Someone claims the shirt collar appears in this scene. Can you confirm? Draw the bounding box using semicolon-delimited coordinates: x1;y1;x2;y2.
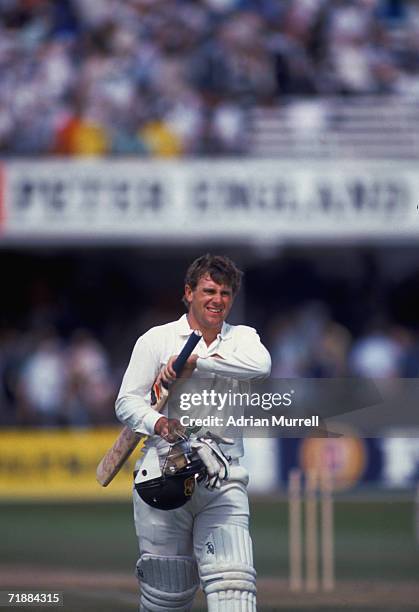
176;313;231;340
176;314;194;336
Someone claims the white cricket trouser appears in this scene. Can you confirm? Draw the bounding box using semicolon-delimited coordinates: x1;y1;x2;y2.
133;463;250;560
134;463;257;611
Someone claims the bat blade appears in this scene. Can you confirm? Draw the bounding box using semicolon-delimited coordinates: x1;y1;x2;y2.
96;330;202;487
96;427;142;486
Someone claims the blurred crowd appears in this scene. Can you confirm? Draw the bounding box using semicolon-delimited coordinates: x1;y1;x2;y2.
2;300;419;427
1;0;419;156
0;326;116;426
268;301;415;378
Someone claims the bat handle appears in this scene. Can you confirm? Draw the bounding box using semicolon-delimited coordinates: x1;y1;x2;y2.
172;330;202;376
152;330;202;399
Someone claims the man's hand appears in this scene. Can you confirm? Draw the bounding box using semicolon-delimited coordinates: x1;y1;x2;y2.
158;354;199;386
154;416;185;442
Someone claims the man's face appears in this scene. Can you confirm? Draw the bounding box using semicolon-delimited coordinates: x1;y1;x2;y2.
185;274;234;331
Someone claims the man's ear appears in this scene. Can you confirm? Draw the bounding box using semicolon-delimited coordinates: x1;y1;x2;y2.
184;284;193;304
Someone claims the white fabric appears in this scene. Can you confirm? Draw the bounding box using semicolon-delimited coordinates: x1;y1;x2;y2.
133;473;250;557
133;471;254;607
199;525;256;612
116;313;271;450
134;447;162;484
137;554;199;611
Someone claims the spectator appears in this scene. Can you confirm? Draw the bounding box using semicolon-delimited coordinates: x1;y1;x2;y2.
16;329;67;426
349;321;406;378
1;0;416;157
65;328;115;424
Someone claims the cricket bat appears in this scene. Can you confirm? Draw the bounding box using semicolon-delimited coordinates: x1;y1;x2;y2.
96;330;202;486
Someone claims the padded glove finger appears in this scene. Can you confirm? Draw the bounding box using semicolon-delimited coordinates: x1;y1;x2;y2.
190;435;231;489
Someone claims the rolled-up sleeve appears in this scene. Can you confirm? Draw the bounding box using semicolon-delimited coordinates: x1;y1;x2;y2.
115;332;163;436
196;326;271;380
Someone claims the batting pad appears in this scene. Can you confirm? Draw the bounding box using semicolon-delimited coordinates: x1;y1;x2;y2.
199;525;257;612
137;554;199;611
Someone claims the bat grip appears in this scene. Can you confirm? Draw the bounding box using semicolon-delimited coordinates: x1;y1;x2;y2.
172;330;202;376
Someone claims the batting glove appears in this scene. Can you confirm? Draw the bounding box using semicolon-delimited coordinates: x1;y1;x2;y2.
190;432;234;489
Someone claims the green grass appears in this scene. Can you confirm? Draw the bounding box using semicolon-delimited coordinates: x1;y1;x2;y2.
2;501;137;571
250;497;418;580
1;497;418;580
1;496;418;610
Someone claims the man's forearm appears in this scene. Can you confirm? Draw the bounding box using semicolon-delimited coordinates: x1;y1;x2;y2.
115;394;162;436
196;347;271;380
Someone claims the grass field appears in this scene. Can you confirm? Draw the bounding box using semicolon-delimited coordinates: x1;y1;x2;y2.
1;494;418;610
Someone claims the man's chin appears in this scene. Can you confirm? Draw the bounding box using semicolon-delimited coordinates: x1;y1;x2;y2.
204;316;224;329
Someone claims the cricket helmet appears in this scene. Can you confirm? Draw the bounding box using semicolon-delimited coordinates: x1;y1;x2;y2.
135;457;205;510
